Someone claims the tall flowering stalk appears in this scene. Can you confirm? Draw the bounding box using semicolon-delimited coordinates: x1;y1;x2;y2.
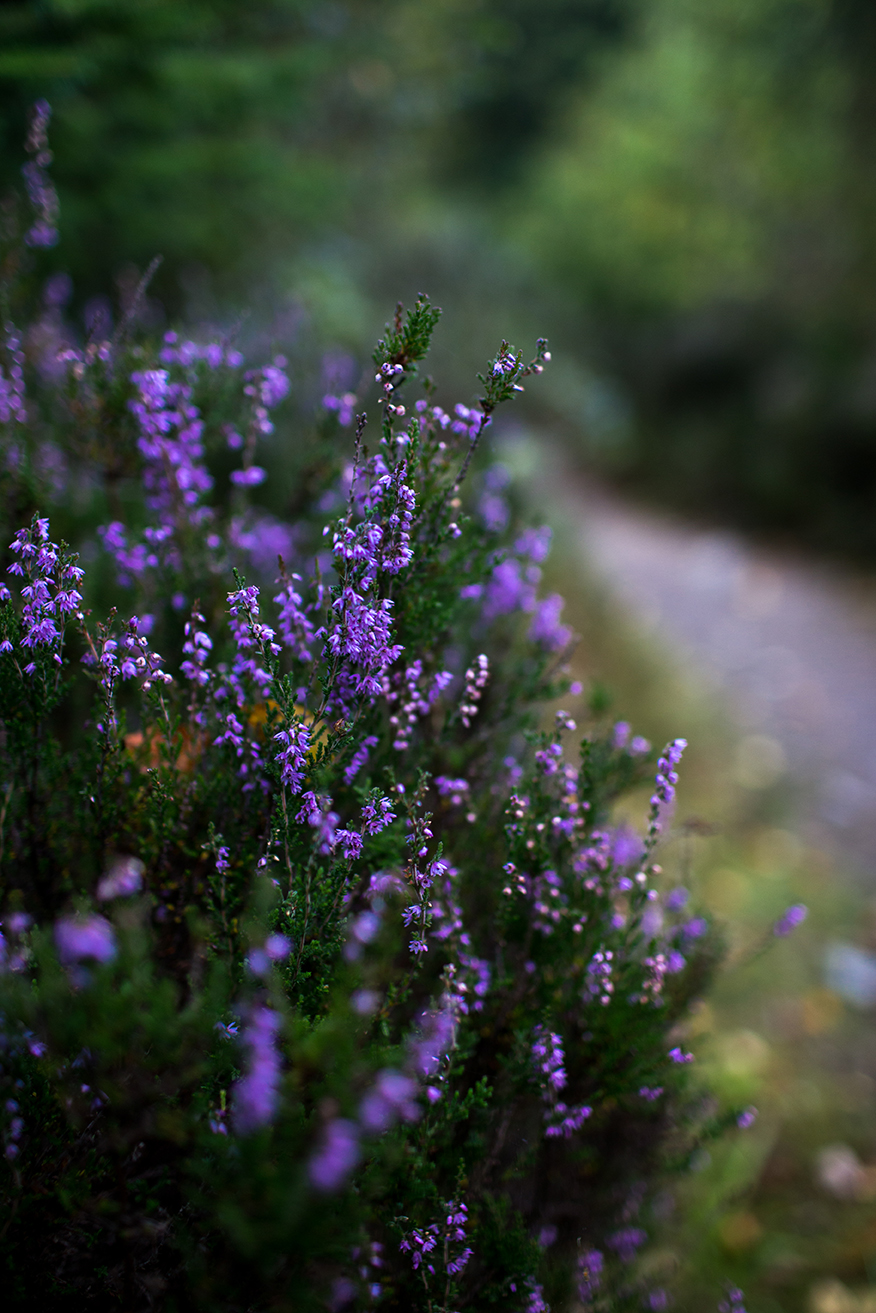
2;516;83;690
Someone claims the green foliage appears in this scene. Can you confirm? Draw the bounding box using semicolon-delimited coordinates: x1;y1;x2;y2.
507;0;876;560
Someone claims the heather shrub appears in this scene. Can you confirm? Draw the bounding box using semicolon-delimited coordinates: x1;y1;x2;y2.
0;108;760;1313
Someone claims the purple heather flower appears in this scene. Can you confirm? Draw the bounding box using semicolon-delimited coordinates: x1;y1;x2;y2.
480;490;509;532
668;1047;694;1064
399;1225;439;1272
351;989;380;1015
297;791;340;852
681;917;707;942
737;1106;758;1129
96;856;144;901
532;1026;567;1094
273;574;319;665
7;518;84;668
22;101;59;249
408;1005;456;1079
482;558;536;619
361;795;396;835
639;1086;664;1101
650;739;687;816
265;933;291;960
230;466;267;487
327;1277;357;1311
344;910;381;961
232;1004;282;1133
308;1117;360;1192
612;714;631;751
665;887;689;912
607;1227;647;1263
718;1288;747;1313
610;823;643;869
515;525;552;562
435;776;470;806
648;1290;669;1309
530;593;572;650
400;1200;471;1278
524;1281;549;1312
323;391;357;426
274;720;311;794
325;588;403;700
54;914;116;965
545;1101;592;1138
773;903;808;937
359;1068;420;1133
0;325;26;425
344;734;378;784
577;1249;603;1302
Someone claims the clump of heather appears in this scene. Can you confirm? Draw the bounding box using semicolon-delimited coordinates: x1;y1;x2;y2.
0;105;794;1313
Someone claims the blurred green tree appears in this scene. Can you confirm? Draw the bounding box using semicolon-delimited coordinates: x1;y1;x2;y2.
504;0;876;558
435;0;640;190
0;0;392;306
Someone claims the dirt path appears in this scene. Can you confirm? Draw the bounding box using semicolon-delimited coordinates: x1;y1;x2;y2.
524;442;876;882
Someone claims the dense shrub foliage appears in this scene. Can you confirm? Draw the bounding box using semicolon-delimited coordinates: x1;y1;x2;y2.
0;111;754;1313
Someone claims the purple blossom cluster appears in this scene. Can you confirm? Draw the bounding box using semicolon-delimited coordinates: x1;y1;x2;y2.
577;1250;604;1304
54;914;117;967
4;518;83;675
532;1026;567;1095
323;391;358;426
158;334;244;370
612;721;651;755
399;1200;472;1281
232;1003;282;1133
274;572;320;666
89;615;172;698
647;738;687;843
459;653;489;727
460;514;569;651
22;100;59;248
0;913;32;975
309;1118;360;1192
529;593;572;651
434;775;470;806
326;588;403;703
584;948;614;1006
773;903;807;937
523;1280;549;1312
531;1025;591;1138
607;1227;647;1263
403;854;446;956
97;856;144;901
4;1098;25;1161
130;366;213;525
0;323;27;424
344;734;378;784
274;720;312;794
386;660;454;750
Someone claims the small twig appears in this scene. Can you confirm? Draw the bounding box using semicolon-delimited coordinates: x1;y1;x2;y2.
111;255;163;349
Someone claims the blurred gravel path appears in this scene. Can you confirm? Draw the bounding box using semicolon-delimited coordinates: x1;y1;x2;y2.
529;446;876;882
